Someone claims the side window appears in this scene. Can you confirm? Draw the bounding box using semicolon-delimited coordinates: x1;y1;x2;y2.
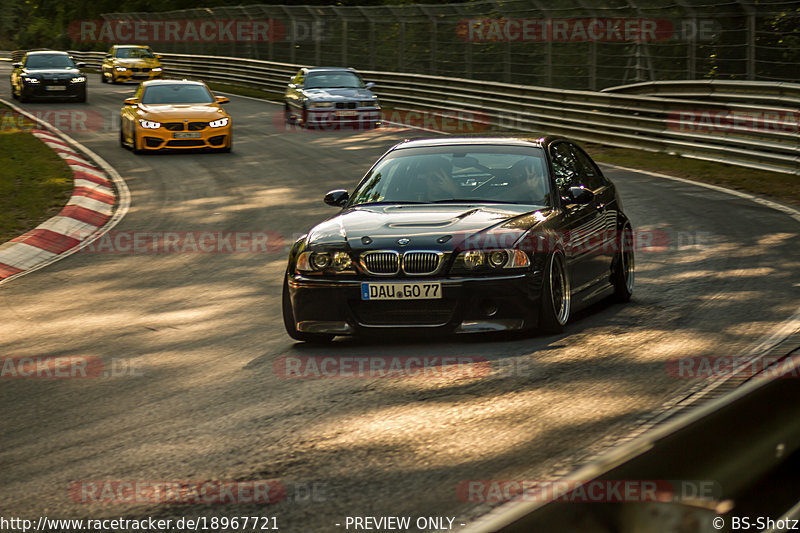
549;142;580;193
568;144;606;190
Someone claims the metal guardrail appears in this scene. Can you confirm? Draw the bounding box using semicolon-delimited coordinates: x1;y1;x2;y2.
67;50;799;175
604;80;800;108
466;349;800;532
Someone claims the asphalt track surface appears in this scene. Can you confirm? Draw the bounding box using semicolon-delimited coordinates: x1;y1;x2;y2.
2;65;799;531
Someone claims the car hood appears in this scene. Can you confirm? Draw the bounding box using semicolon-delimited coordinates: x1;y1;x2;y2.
114;58;161;67
306;204;551;251
22;68;81;78
137;104;228;120
301;87;374;101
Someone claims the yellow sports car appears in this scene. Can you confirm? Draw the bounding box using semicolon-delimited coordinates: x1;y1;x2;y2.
119;80;232;153
101;45;163;84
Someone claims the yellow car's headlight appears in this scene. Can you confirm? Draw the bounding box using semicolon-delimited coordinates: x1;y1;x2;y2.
115;67;127;71
139;119;161;129
151;67;163;72
209;118;229;128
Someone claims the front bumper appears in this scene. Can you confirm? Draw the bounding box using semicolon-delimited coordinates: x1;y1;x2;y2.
287;272;543;336
137;125;231;151
112;68;163;83
23;82;85;99
306;108;381;128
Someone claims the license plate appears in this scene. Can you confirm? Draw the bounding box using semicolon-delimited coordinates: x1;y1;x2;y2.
361;282;441;301
336;110;358;118
45;86;66;91
173;132;202;139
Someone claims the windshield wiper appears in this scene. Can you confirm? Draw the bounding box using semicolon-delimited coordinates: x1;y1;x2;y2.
355;201;431;206
428;199;523;204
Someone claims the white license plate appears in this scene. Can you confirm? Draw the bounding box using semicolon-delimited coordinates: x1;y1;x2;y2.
361;282;441;301
173;132;202;139
45;86;66;91
336;110;358;118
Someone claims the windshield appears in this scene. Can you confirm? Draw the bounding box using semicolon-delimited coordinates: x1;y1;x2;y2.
24;54;75;69
349;146;551;206
141;84;214;105
305;71;364;89
115;47;155;59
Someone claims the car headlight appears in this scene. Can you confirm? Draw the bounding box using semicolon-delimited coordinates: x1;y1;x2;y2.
151;67;163;72
71;76;86;83
115;67;127;71
208;117;229;128
22;77;40;84
453;249;530;273
308;102;333;109
138;119;161;129
296;251;354;274
360;100;377;107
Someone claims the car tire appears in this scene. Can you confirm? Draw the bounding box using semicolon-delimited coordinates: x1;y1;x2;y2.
77;89;87;103
284;103;293;124
100;71;107;84
538;251;571;333
282;275;335;343
132;129;144;155
119;128;126;149
611;223;635;302
10;83;17;99
19;91;29;103
300;106;308;129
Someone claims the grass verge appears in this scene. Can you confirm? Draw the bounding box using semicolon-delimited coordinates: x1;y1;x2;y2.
0;111;73;243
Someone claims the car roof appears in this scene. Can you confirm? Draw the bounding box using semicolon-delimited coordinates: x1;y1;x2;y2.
140;79;206;88
25;51;69;56
113;45;151;49
393;137;546;150
305;67;357;73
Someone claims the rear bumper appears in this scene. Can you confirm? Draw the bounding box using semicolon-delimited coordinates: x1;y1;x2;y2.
287;272;543;336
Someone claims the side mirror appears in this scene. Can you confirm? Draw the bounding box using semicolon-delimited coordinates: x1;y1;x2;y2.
76;62;86;69
12;62;21;68
105;54;112;59
215;96;229;104
563;186;594;206
324;189;349;207
124;97;137;106
365;82;375;90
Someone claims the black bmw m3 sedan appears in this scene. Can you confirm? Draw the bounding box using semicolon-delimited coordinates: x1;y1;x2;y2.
282;137;634;343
